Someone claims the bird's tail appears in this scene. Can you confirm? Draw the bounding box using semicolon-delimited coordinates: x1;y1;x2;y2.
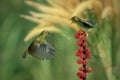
22;50;28;59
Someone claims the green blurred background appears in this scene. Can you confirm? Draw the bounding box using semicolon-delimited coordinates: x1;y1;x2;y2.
0;0;120;80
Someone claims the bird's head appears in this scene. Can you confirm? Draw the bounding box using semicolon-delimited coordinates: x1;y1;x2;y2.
43;30;49;34
41;30;50;36
70;16;81;23
36;30;51;41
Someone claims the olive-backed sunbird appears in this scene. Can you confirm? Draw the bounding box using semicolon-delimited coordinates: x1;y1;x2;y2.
23;30;55;60
70;16;96;31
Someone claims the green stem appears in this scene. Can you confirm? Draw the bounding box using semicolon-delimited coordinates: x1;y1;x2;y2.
98;44;116;80
106;68;116;80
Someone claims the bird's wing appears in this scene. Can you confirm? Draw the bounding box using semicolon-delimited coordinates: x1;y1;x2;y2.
29;42;55;60
45;42;55;59
83;20;96;27
77;20;91;29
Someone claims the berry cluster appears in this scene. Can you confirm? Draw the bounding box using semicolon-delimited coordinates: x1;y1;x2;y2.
75;30;92;80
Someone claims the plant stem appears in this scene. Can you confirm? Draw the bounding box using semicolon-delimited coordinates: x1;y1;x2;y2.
98;44;116;80
106;68;116;80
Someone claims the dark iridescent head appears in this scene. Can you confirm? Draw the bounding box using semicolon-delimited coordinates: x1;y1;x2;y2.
70;16;81;23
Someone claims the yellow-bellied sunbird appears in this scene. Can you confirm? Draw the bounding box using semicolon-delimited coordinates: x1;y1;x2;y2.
23;30;55;60
70;16;96;31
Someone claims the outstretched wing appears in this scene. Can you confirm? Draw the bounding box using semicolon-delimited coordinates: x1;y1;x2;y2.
29;41;55;60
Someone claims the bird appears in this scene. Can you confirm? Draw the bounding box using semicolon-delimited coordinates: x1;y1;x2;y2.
23;30;55;60
70;16;96;31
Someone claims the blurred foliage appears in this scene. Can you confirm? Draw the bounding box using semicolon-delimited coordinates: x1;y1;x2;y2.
0;0;120;80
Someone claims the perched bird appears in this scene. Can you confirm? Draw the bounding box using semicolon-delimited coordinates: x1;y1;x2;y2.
70;16;96;31
23;30;55;60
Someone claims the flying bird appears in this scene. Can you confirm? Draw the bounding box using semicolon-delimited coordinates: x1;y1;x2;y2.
23;30;55;60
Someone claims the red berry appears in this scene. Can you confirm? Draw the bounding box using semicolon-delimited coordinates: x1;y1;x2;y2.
77;41;82;46
79;67;84;71
86;48;91;53
76;51;81;56
86;67;92;72
75;34;80;38
79;47;84;52
82;42;88;47
78;30;84;35
82;73;86;78
77;72;82;77
86;53;91;58
80;35;86;40
83;60;88;65
77;59;83;64
79;53;85;58
78;73;86;78
80;78;84;80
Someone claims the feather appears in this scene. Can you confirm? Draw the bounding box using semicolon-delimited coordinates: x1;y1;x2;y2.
28;41;55;60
